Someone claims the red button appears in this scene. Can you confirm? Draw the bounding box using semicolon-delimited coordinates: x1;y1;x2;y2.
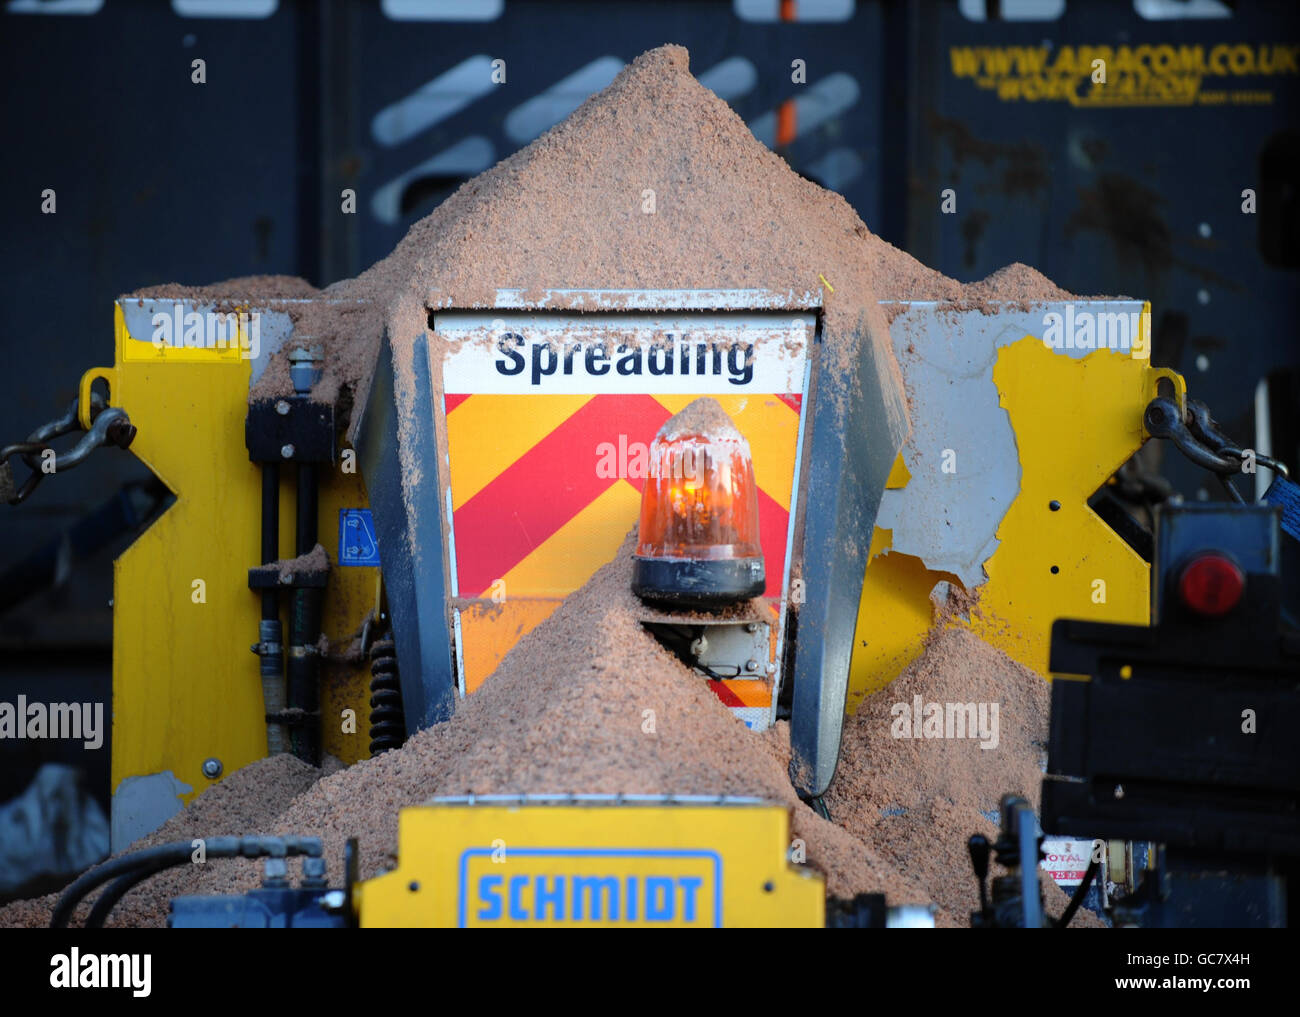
1178;554;1245;617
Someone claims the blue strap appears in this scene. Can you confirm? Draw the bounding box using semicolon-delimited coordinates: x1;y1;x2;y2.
1264;475;1300;542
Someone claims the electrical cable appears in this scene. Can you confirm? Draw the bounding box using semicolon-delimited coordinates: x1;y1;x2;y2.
1054;855;1101;928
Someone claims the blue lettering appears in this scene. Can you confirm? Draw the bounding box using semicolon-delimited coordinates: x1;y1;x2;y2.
477;875;503;921
530;342;558;385
645;876;675;922
572;876;619;921
535;875;565;921
508;875;529;920
678;876;702;922
585;345;610;375
727;343;754;385
494;334;525;376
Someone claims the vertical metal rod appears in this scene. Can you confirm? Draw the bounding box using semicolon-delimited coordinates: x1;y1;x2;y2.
261;463;279;620
259;464;287;755
288;462;322;764
296;463;318;554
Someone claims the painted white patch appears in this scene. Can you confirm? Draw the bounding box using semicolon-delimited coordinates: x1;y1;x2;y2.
372;56;498;147
504;57;624;144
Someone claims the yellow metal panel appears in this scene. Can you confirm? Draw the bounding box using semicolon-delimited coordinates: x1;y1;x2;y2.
848;332;1162;701
972;337;1151;669
357;802;824;928
108;303;379;807
885;451;911;489
108;304;267;806
847;549;962;713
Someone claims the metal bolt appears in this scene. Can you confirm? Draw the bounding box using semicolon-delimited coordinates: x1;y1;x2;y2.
262;857;289;887
289;344;324;395
320;889;347;912
281;443;295;459
275;400;291;416
745;622;759;633
301;856;328;889
745;659;760;673
202;757;223;779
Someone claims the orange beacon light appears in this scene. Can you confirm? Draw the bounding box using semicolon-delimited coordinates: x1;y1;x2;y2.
632;398;765;607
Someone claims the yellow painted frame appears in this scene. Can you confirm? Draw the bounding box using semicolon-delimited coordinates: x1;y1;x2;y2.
358;802;825;928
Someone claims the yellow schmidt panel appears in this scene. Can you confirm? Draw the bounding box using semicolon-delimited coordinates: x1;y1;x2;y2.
105;303;376;823
357;802;825;928
848;324;1162;703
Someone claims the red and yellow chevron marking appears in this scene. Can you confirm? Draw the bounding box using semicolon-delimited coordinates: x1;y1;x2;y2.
445;392;803;701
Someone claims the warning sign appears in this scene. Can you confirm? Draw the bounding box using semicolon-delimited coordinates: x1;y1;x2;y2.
1041;837;1097;886
436;311;811;729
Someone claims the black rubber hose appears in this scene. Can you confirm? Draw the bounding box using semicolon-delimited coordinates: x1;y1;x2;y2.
52;836;324;928
1055;856;1101;928
51;842;200;928
86;856;185;929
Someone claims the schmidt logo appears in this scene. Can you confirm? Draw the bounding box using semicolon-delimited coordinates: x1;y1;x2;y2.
460;847;722;927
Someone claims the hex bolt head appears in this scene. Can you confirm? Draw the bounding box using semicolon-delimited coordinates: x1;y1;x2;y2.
202;757;223;779
745;659;761;673
281;443;295;459
262;857;289;887
301;856;329;889
275;400;291;416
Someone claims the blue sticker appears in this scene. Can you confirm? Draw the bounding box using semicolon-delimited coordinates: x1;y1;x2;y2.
338;508;380;566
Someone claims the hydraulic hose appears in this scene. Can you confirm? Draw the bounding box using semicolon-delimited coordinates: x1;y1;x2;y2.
52;836;323;929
